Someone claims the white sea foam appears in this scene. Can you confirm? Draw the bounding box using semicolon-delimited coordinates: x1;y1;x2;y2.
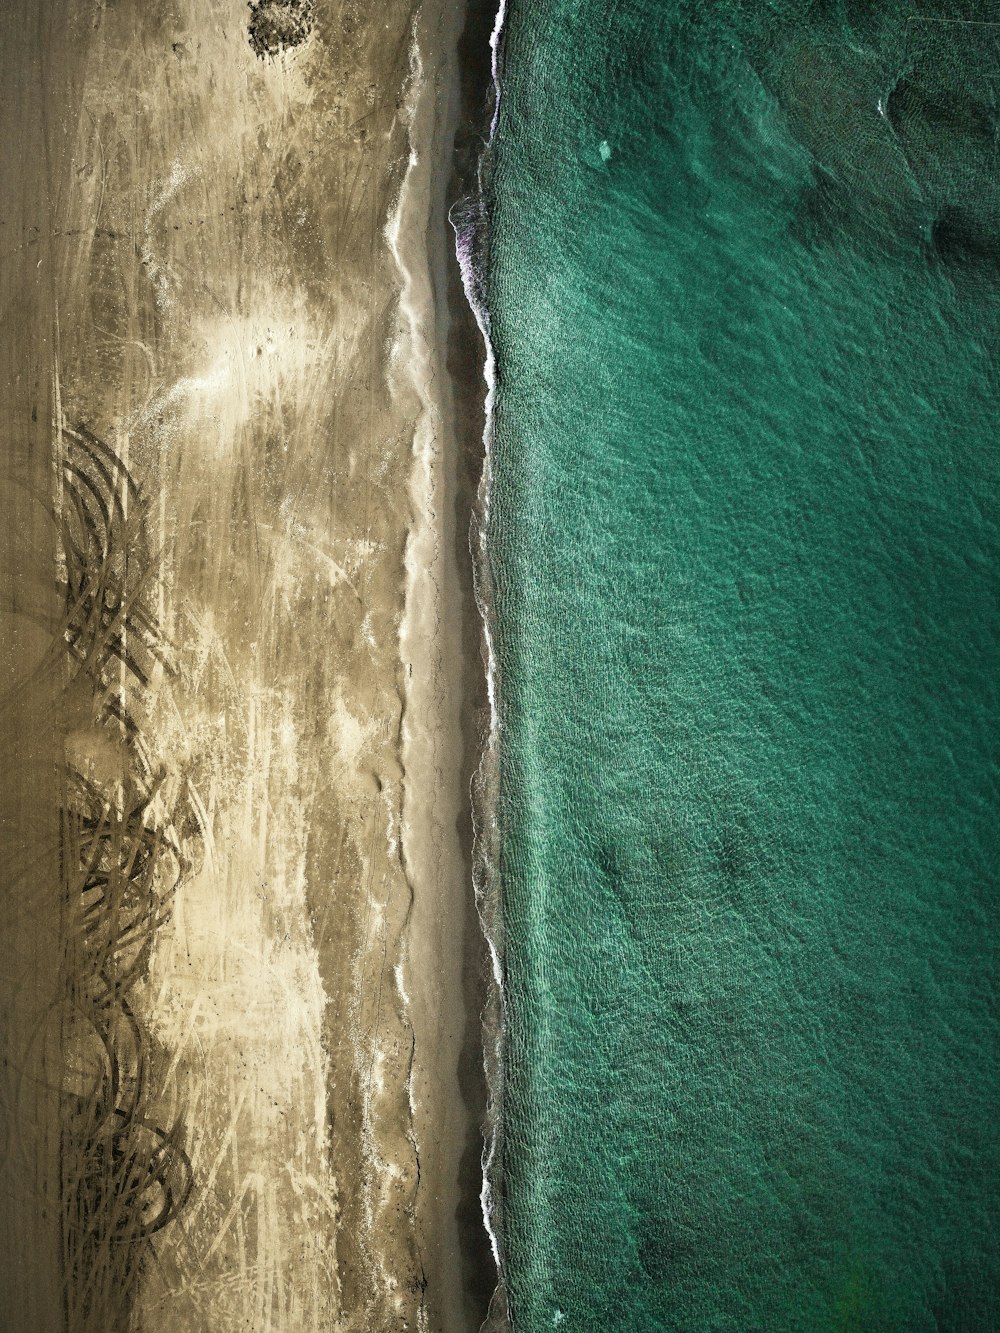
451;0;511;1312
488;0;510;141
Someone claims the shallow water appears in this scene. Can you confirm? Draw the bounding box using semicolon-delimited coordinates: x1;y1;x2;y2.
484;2;1000;1328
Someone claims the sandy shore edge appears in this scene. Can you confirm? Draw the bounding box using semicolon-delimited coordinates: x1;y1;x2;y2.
395;0;499;1326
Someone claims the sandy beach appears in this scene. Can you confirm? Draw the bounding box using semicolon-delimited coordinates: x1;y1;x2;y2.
0;0;494;1329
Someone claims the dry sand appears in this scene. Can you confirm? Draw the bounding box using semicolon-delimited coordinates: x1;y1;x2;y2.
0;0;494;1329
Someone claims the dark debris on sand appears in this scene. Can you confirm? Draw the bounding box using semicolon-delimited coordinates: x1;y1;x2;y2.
247;0;314;59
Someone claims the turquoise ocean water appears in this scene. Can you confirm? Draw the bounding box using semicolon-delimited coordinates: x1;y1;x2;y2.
480;2;1000;1328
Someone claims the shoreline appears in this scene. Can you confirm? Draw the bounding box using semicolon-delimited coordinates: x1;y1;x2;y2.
446;0;512;1323
402;0;504;1325
393;0;497;1322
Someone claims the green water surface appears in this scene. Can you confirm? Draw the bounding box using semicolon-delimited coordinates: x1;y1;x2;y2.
486;2;1000;1329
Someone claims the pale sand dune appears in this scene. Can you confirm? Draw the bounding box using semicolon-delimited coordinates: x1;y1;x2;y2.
0;0;491;1329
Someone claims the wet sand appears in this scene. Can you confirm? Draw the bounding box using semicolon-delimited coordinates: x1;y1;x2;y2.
0;0;494;1329
0;7;92;1328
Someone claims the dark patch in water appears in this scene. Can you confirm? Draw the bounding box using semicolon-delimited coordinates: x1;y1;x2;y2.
247;0;313;59
931;1255;1000;1331
931;206;1000;271
886;76;995;144
715;827;747;885
634;1203;701;1286
790;162;918;257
